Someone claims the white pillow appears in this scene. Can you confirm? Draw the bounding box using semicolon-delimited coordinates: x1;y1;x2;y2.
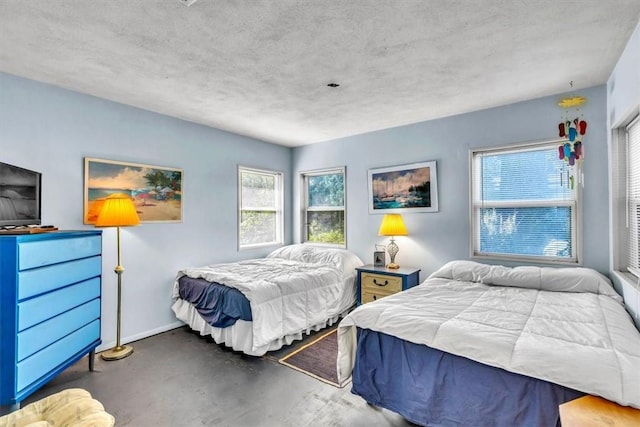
430;260;621;302
268;244;364;276
267;244;315;262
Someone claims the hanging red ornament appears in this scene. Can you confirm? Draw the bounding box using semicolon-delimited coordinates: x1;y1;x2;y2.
579;120;587;135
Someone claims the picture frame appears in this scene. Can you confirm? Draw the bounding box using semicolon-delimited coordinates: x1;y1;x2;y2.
84;157;183;224
373;250;386;267
368;160;438;214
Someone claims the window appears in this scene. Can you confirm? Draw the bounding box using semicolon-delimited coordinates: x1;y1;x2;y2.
238;166;283;249
302;167;346;246
471;141;580;263
626;116;640;276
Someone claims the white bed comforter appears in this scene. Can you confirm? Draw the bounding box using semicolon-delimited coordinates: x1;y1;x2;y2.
174;246;362;353
337;260;640;408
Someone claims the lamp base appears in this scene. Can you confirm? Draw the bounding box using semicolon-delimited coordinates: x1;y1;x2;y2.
100;344;133;361
387;262;400;269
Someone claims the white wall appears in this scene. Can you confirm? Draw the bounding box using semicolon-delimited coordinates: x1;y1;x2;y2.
607;21;640;327
0;72;292;350
293;86;609;280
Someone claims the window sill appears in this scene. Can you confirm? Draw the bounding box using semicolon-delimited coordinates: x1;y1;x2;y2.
471;253;580;267
239;242;283;251
611;270;640;330
303;241;347;249
611;270;640;291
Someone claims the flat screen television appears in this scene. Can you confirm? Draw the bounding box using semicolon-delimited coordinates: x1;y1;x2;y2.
0;161;42;227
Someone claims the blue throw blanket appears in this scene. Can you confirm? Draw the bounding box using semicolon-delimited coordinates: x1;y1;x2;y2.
178;276;252;328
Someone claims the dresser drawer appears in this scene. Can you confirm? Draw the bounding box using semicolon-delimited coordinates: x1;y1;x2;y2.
361;272;402;293
16;319;100;393
18;277;101;331
17;256;101;300
17;299;101;361
18;235;102;271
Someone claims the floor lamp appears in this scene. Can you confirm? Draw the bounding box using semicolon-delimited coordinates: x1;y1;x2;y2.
95;193;140;361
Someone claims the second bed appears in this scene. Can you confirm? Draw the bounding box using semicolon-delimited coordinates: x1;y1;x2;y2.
173;244;363;356
337;260;640;426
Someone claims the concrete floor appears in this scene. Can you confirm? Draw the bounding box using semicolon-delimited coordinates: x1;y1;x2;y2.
7;327;416;427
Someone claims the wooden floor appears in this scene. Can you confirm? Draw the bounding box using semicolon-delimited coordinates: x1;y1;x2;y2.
3;326;415;426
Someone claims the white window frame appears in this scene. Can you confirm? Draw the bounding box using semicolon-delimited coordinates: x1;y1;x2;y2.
613;114;640;279
469;139;582;264
238;166;283;250
301;167;346;247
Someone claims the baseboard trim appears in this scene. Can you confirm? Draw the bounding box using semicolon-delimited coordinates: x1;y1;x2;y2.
97;321;185;352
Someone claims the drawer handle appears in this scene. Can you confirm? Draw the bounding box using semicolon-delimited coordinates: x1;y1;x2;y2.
373;278;389;287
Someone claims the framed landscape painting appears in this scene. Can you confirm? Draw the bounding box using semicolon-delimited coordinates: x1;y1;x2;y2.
368;160;438;214
84;158;183;224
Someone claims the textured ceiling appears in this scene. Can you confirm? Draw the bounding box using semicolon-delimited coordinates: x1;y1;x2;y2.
1;1;639;147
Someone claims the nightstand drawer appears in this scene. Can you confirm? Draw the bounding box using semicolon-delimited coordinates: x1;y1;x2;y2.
361;288;397;304
361;272;402;293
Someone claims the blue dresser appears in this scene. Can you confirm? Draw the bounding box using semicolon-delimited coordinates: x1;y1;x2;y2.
0;230;102;410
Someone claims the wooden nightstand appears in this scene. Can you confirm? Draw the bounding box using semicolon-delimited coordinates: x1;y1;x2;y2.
559;395;640;426
356;265;421;305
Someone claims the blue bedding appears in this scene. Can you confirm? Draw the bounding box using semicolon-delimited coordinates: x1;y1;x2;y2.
352;328;584;427
178;276;252;328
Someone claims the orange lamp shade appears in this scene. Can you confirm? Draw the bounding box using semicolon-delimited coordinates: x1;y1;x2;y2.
378;214;408;236
94;193;140;227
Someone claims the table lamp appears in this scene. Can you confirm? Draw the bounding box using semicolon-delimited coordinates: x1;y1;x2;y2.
94;193;140;360
378;213;408;269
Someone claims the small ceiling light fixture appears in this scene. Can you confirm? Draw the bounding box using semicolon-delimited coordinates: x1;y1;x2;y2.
327;83;340;88
179;0;199;6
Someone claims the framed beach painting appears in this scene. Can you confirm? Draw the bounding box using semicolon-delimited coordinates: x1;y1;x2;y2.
84;158;183;224
368;160;438;214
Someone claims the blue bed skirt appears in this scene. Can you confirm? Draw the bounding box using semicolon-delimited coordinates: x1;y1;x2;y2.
352;328;584;427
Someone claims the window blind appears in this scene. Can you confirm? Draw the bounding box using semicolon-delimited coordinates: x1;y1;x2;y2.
627;116;640;276
472;142;579;262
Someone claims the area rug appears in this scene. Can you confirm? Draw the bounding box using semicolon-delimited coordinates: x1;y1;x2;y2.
278;328;346;388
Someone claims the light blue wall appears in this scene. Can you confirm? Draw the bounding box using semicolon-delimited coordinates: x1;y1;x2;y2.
1;20;635;347
0;72;292;350
293;85;609;279
607;21;640;327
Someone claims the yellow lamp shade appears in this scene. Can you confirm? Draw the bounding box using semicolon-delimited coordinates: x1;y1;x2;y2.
378;214;408;236
94;193;140;227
